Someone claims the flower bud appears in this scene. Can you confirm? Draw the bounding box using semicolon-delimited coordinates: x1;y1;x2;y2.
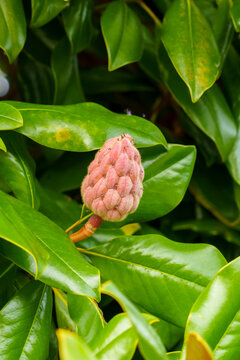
81;134;144;221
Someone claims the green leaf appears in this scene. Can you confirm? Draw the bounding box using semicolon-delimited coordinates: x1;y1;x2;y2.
68;294;105;346
51;38;85;105
190;161;240;226
0;137;6;152
91;313;137;360
80;235;226;327
0;255;16;308
153;320;183;351
0;0;26;63
102;281;167;360
101;1;143;70
0;281;52;360
121;144;196;223
31;0;69;28
6;101;167;151
174;219;240;246
167;352;181;360
0;102;23;130
161;0;220;102
181;257;240;360
0;190;100;300
140;27;237;161
18;51;54;105
212;0;234;71
221;48;240;184
81;66;153;95
230;0;240;32
57;329;97;360
63;0;93;54
40;152;94;192
54;289;77;332
0;132;39;208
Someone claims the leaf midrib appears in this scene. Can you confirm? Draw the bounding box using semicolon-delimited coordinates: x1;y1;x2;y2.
79;248;204;289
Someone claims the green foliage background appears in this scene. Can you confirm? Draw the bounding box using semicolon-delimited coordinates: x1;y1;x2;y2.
0;0;240;359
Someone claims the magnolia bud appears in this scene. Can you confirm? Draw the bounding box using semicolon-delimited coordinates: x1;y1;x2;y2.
81;134;144;222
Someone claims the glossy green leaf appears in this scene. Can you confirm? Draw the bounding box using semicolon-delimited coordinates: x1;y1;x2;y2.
102;281;167;360
0;102;23;130
221;48;240;184
212;0;233;71
0;0;26;63
6;101;167;151
68;294;105;346
0;137;6;152
63;0;93;54
0;281;52;360
54;289;77;332
80;235;226;327
190;161;240;226
182;257;240;360
174;219;240;245
0;132;39;208
51;38;85;105
167;352;181;360
92;313;138;360
153;319;183;351
121;144;196;223
81;66;153;95
140;27;237;161
18;51;54;105
230;0;240;32
57;329;97;360
0;190;100;300
161;0;220;102
101;1;143;70
31;0;69;28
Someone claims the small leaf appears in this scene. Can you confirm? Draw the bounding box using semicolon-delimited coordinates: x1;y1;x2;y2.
63;0;93;54
0;102;23;130
91;313;137;360
0;0;26;63
0;281;53;360
31;0;69;27
140;27;237;161
102;281;167;360
162;0;220;102
0;190;100;300
0;132;39;208
51;38;85;105
101;1;143;70
80;235;226;327
7;101;167;151
57;329;97;360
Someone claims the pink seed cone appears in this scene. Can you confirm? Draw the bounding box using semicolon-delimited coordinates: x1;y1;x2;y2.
81;134;144;222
